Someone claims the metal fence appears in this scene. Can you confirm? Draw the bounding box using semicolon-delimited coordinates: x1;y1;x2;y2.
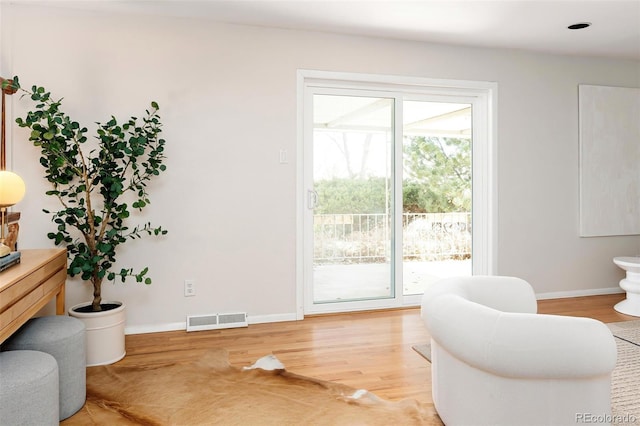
314;212;471;264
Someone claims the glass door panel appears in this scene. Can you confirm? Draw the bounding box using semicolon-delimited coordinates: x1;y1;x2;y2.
402;100;473;295
312;94;394;304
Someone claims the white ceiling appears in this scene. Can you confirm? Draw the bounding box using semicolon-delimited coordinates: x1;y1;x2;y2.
10;0;640;60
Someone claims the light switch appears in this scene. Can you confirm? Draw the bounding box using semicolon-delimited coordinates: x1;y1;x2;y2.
279;149;288;164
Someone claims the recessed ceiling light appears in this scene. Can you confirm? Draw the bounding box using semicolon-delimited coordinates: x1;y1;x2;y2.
568;22;592;30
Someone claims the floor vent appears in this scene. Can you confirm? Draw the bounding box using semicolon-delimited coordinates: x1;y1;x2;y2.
186;312;248;332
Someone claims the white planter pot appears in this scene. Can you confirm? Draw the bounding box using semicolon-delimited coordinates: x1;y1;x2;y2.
69;301;126;367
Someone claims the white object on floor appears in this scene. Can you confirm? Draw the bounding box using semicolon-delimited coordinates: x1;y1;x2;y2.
244;354;285;371
349;389;369;399
613;256;640;317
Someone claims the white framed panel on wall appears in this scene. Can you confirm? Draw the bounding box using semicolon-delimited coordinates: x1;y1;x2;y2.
579;84;640;237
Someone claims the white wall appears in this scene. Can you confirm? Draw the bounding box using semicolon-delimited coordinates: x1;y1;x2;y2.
1;4;639;332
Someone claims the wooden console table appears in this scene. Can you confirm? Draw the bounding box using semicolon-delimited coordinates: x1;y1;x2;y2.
0;248;67;344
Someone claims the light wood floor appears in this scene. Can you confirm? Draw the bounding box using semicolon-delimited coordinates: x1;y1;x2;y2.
123;293;635;409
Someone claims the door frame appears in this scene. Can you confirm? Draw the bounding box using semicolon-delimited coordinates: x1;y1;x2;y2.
296;70;498;319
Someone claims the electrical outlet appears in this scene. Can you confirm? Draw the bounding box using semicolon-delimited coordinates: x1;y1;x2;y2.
184;280;195;297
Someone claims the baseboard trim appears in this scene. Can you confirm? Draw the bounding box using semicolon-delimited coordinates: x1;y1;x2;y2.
536;287;623;300
125;313;298;335
125;322;185;335
124;289;624;335
248;313;298;325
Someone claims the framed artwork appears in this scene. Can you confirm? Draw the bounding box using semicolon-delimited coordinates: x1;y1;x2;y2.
579;84;640;237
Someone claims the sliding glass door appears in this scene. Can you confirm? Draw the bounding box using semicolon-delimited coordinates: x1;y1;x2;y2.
300;73;494;315
311;93;395;304
402;100;472;296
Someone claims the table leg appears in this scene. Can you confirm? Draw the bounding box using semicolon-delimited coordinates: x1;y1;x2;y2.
56;284;66;315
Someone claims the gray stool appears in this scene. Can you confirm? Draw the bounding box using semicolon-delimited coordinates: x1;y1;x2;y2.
2;316;86;420
0;350;59;425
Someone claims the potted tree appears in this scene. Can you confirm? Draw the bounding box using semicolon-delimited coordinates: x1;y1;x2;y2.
12;77;167;366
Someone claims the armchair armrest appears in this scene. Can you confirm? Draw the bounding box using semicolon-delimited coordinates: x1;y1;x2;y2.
427;294;617;380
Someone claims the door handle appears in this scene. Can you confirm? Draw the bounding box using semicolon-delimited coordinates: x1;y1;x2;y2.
307;190;319;210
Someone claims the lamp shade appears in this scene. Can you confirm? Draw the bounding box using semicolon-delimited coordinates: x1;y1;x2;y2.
0;170;26;207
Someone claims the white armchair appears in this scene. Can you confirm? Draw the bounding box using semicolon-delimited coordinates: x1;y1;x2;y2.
421;275;617;426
